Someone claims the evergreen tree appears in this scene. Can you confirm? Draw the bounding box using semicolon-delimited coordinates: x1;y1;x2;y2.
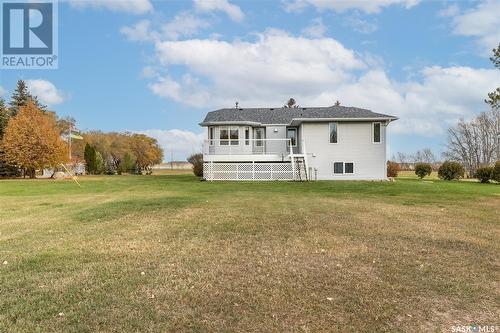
84;143;97;174
0;98;20;178
0;98;9;139
121;152;136;174
95;151;105;174
9;80;30;117
9;80;47;116
486;43;500;109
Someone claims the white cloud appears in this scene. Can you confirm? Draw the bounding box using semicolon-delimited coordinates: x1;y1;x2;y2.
343;15;378;34
301;18;327;38
139;29;499;137
333;67;499;136
449;0;500;52
284;0;420;14
121;14;209;42
162;12;210;40
438;4;459;17
136;129;204;160
67;0;153;14
151;29;365;107
120;20;158;42
194;0;244;22
26;80;65;106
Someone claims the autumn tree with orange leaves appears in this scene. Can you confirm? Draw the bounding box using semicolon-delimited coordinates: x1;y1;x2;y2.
1;100;68;178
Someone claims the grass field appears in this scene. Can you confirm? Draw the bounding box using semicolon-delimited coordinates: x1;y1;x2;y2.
0;174;499;332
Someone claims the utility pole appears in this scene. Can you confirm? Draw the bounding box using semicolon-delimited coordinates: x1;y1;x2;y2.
68;123;72;161
171;150;173;170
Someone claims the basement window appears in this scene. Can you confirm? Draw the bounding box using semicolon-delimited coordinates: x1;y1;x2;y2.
333;162;343;174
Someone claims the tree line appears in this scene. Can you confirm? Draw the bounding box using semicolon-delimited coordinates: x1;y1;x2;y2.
83;132;163;175
443;43;500;177
0;80;163;178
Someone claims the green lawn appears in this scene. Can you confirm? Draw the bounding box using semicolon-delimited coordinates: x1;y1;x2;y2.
0;175;499;332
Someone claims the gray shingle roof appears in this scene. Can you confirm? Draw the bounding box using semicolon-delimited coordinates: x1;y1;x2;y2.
201;106;397;126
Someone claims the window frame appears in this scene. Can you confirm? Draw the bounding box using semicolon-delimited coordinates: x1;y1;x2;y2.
230;127;239;146
219;126;229;146
344;162;355;174
286;127;297;147
245;127;250;146
333;162;344;174
329;122;338;144
372;122;382;144
219;126;239;146
333;161;355;175
254;127;265;147
208;126;215;146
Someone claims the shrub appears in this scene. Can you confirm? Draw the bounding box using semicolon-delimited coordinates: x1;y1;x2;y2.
438;161;465;180
187;153;203;177
474;166;493;183
387;161;399;177
415;162;432;179
493;161;500;183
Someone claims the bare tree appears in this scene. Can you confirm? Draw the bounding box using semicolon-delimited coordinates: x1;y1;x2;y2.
443;109;500;176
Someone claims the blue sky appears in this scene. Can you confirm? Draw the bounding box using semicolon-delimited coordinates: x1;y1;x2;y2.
1;0;499;160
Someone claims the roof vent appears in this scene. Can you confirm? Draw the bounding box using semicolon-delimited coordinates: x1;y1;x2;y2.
270;108;274;110
239;108;243;110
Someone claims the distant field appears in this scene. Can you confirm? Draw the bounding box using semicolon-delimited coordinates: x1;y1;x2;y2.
397;170;440;179
0;175;498;332
152;168;193;176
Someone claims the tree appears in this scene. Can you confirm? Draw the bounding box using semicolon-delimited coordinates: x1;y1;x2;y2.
9;80;47;117
84;143;97;174
490;42;500;69
187;153;203;177
1;100;68;178
486;43;500;109
443;109;500;177
415;163;432;179
0;98;20;178
129;134;163;174
438;161;465;181
120;152;137;174
0;98;9;140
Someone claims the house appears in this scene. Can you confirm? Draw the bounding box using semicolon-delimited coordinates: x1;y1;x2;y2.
200;106;398;181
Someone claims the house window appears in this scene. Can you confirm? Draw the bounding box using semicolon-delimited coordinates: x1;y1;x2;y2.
287;128;297;147
254;128;265;147
220;126;239;146
230;127;239;145
208;127;215;146
345;162;354;174
220;127;229;145
334;162;343;174
334;162;354;174
329;123;338;143
373;122;381;143
245;127;250;146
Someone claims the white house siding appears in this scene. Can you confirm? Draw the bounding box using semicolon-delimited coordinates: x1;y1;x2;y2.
302;122;387;180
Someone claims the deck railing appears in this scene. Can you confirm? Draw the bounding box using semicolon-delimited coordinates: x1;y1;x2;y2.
203;138;295;156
